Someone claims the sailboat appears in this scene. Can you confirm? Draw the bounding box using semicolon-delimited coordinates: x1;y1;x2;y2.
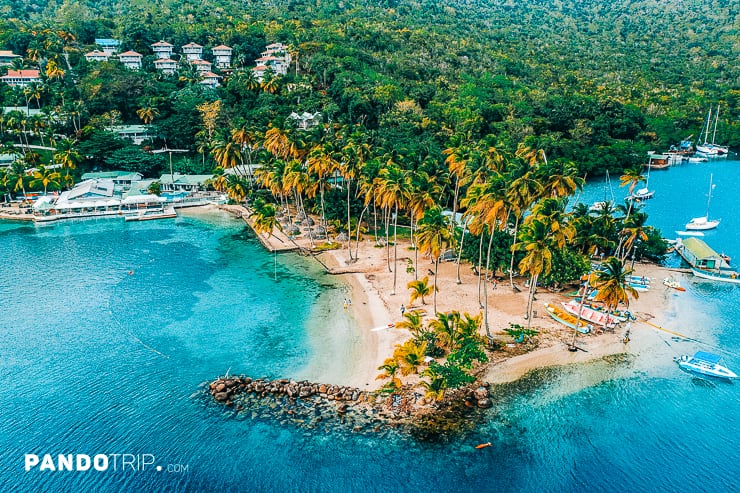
696;106;729;156
626;159;654;202
589;170;615;212
686;173;720;230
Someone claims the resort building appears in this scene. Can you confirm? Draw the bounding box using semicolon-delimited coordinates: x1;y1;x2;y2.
151;40;174;60
191;59;212;73
0;151;21;168
182;42;203;61
118;51;143;70
212;45;233;69
0;51;21;66
0;69;41;87
200;72;222;89
80;171;143;192
289;111;322;130
251;65;269;83
154;58;178;75
158;173;212;192
2;106;42;117
84;50;110;62
105;125;153;145
95;38;120;55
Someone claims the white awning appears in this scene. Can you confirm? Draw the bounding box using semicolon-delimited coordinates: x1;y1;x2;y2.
122;194;166;204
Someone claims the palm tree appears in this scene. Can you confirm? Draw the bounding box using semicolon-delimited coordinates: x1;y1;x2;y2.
442;132;475;229
29;165;60;195
407;276;434;306
9;160;28;199
393;339;428;376
416;207;455;314
407;171;441;280
306;140;340;237
395;309;426;338
592;256;639;313
250;201;281;238
376;358;402;391
420;371;447;401
136;106;159;125
375;162;412;295
53;138;81;189
231;127;259;185
516;219;555;328
428;311;462;352
619;166;646;217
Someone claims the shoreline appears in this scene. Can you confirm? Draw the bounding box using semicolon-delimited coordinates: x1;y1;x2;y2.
199;205;683;389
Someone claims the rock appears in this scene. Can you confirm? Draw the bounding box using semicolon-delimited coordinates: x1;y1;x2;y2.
351;391;359;401
477;398;492;409
215;383;227;393
474;387;489;400
337;404;349;414
299;386;312;398
214;392;230;402
318;384;327;393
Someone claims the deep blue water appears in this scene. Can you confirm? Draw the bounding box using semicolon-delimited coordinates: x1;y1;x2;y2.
2;161;740;492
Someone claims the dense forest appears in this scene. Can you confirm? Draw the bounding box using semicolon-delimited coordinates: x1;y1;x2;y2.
1;0;739;175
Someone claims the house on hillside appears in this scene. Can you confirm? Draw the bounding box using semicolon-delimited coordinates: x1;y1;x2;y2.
212;45;233;69
182;42;203;61
158;173;212;192
80;171;143;192
191;59;212;73
95;38;120;55
151;40;174;60
0;51;21;66
84;50;110;62
105;125;153;145
200;72;222;89
118;51;143;70
0;69;41;87
153;58;177;75
289;112;322;130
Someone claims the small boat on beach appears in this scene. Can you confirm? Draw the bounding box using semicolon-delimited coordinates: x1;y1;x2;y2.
544;303;592;333
676;351;737;379
561;301;619;328
662;277;686;291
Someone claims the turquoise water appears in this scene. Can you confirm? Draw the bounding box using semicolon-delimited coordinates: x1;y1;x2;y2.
2;161;740;492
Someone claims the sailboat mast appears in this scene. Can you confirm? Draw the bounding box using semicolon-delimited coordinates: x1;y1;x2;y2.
712;106;720;145
704;108;712;145
706;173;713;218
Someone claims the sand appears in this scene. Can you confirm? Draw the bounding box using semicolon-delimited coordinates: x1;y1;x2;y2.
219;205;683;390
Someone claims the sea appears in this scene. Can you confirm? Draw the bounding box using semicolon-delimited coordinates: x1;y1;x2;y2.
1;160;739;492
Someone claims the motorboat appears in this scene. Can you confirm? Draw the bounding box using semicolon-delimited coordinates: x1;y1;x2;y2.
676;352;737;379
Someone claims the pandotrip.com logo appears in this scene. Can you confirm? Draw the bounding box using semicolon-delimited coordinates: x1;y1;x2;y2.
24;454;189;473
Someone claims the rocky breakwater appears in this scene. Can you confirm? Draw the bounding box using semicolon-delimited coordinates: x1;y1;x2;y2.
206;376;495;442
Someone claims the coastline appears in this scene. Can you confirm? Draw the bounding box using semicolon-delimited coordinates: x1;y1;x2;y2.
210;204;682;391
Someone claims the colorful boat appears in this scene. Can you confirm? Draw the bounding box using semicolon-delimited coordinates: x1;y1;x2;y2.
677;352;737;379
561;301;619;329
544;303;592;333
662;277;686;291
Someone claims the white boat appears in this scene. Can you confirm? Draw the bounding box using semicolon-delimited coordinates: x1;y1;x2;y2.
686;174;719;230
677;351;737;379
124;206;177;222
676;230;704;237
696;106;729;156
561;301;620;329
589;171;615;212
626;162;654;202
688;156;708;163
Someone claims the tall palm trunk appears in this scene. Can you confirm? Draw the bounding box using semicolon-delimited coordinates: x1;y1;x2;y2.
391;202;399;295
433;256;440;314
346;178;353;261
525;273;539;329
483;227;495;340
508;215;522;290
354;205;369;260
455;225;466;284
477;229;485;308
385;206;391;272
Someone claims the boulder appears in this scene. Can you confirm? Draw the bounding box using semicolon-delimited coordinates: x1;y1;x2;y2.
215;383;226;393
214;392;230;402
474;387;489;400
477;398;492;409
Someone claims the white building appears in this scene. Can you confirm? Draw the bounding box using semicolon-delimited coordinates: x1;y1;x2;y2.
95;38;120;55
153;58;177;75
84;50;110;62
150;40;174;60
106;125;153;145
191;59;212;73
0;51;21;66
0;69;41;87
182;42;203;61
118;51;143;70
212;45;233;69
289;112;322;130
200;72;222;89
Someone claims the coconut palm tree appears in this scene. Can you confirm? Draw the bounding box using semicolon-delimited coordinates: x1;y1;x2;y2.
407;276;434;306
428;311;463;352
250;201;281;238
416;207;455;314
29;165;60;195
375;162;412;295
306;140;340;236
420;371;447;401
53;138;80;189
516;219;555;328
9;160;28;199
136;106;159;125
592;256;639;313
395;309;426;338
619;166;646;217
393;339;428;376
407;171;441;280
442;132;476;229
376;358;402;391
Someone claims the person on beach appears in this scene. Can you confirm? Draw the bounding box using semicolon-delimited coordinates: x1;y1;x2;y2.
400;304;405;316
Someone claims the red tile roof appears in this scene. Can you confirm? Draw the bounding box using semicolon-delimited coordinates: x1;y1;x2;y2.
3;69;40;78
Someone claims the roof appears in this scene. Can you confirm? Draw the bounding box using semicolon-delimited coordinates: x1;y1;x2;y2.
0;51;20;57
212;45;232;51
191;59;211;65
182;42;203;48
682;237;721;260
81;171;142;181
2;69;40;78
118;51;142;57
85;50;108;57
158;173;211;185
201;72;221;78
154;58;177;64
151;40;174;47
95;38;120;46
106;124;150;134
693;351;722;364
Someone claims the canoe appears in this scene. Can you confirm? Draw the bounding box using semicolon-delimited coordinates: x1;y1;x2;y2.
561;301;620;328
544;303;592;333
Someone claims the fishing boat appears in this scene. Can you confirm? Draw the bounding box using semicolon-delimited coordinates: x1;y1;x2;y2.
544;303;592;333
561;301;620;329
686;174;720;230
676;351;737;379
662;277;686;291
695;106;729;156
674;237;740;284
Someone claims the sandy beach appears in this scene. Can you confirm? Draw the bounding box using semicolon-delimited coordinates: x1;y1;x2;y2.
214;204;684;390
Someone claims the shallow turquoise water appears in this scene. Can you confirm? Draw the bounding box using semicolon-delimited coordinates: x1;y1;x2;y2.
2;161;740;492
